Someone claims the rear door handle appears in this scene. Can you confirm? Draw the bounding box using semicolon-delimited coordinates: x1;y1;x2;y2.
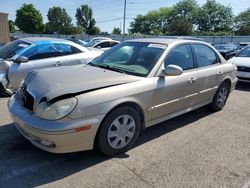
217;71;223;75
55;62;63;67
188;77;197;83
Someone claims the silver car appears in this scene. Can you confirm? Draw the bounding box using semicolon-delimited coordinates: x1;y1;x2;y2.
0;37;103;95
8;38;238;156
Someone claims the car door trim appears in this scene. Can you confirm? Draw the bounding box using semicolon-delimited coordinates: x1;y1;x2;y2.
148;92;198;111
199;86;218;94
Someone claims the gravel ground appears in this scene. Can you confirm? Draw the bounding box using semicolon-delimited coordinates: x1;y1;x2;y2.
0;82;249;188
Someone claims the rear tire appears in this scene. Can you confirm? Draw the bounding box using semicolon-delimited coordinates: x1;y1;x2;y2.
207;82;230;111
96;106;141;156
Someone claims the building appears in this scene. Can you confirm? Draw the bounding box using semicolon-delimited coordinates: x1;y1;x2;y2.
0;12;10;44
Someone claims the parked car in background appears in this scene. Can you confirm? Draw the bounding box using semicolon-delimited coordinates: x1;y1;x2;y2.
8;38;237;156
0;37;103;96
84;39;120;51
229;46;250;82
214;43;238;60
239;42;250;49
68;38;87;46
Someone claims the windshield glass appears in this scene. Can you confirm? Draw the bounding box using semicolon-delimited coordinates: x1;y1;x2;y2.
0;40;31;60
236;47;250;57
89;42;166;77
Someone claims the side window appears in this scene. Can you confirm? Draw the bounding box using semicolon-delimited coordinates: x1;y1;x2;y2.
193;44;219;68
164;44;194;70
110;42;119;47
22;43;63;60
53;43;82;55
97;42;111;48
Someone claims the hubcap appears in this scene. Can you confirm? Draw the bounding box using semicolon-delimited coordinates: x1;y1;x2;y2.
107;115;136;149
217;87;228;108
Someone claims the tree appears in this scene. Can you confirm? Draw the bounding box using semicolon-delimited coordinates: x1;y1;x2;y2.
46;7;74;34
9;20;16;33
167;0;198;35
129;7;173;35
75;5;99;35
15;4;44;33
112;27;121;35
235;8;250;35
196;0;233;32
168;17;193;35
129;15;152;35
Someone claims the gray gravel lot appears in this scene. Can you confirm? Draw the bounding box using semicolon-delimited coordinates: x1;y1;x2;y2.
0;83;249;188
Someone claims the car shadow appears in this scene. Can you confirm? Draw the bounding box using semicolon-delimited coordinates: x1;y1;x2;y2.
0;107;213;187
235;82;250;92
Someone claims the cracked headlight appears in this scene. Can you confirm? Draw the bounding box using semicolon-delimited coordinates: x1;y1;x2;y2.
36;97;77;120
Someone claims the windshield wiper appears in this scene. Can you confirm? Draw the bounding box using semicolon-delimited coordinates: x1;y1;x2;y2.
88;63;127;74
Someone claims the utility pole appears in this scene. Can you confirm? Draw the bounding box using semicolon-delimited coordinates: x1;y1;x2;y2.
123;0;127;36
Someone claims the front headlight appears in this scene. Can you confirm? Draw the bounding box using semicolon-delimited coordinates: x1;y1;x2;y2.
36;97;77;120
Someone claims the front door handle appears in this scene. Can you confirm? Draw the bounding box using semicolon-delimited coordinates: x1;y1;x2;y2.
188;77;197;84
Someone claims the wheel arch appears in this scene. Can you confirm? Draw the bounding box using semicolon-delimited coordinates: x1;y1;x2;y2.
221;77;232;90
94;100;146;149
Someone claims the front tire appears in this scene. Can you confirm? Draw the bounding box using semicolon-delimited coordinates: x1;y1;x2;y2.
208;82;230;111
96;106;141;156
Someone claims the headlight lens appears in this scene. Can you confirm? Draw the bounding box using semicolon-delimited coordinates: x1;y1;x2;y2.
36;97;77;120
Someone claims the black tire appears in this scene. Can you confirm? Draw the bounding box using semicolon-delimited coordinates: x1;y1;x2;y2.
96;106;141;156
207;82;230;111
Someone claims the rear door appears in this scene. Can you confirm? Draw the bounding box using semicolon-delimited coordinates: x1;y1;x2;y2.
192;43;224;104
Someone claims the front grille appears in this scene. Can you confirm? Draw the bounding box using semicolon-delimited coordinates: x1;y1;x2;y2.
21;85;34;111
237;66;250;72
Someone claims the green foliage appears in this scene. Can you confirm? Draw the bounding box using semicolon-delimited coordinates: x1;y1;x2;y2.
196;0;233;32
168;18;193;35
46;7;75;34
15;4;44;34
129;0;198;35
75;5;99;35
235;8;250;35
8;20;16;33
112;28;121;35
129;7;173;35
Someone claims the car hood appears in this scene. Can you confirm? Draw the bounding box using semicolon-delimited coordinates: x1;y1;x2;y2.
230;57;250;67
25;65;142;101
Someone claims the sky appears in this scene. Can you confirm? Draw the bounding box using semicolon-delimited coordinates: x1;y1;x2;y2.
0;0;249;33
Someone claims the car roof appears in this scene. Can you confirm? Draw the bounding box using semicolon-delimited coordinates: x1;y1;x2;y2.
21;37;69;44
125;37;204;45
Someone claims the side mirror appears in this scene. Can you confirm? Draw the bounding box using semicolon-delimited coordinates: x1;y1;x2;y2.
96;46;101;49
14;56;28;63
161;64;183;76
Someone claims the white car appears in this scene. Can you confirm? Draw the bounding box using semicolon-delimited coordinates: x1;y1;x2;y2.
84;40;120;51
229;46;250;82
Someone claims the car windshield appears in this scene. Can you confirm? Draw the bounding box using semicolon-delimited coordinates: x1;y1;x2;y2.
84;40;100;47
0;40;31;60
89;42;166;77
236;47;250;57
